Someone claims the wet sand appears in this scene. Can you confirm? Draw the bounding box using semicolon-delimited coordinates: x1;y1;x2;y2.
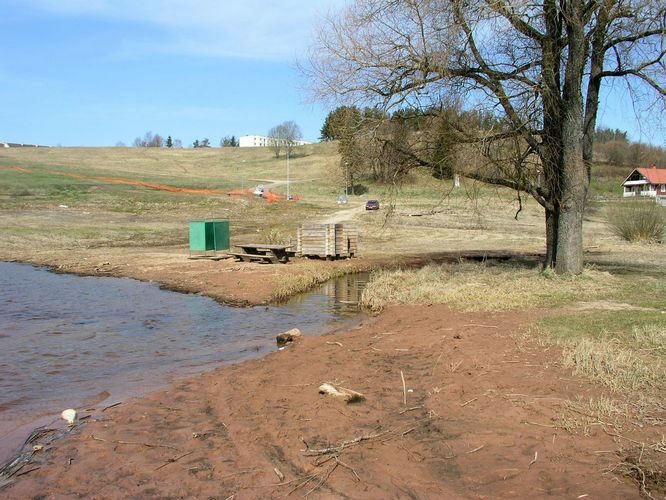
3;304;647;498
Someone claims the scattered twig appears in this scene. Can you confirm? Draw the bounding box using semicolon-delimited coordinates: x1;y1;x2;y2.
326;341;343;347
463;324;498;328
273;466;285;482
401;428;415;436
460;398;478;407
529;451;538;468
431;352;444;375
622;460;655;499
400;371;407;406
218;469;261;480
601;427;643;446
90;435;180;451
14;466;41;477
399;406;423;414
450;360;463;373
155;451;194;471
334;456;361;482
467;445;484;454
101;402;122;412
301;431;389;456
524;421;556;428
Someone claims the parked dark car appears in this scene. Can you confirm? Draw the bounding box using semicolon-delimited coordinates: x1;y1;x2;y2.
365;199;380;210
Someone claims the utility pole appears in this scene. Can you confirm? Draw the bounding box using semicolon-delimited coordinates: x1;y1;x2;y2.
286;149;291;200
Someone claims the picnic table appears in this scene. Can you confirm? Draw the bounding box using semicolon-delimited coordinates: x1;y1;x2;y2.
228;243;293;264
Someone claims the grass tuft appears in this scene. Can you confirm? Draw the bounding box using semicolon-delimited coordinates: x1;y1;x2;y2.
561;338;663;392
606;200;665;243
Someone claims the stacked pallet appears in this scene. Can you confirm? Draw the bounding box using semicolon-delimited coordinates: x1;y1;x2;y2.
297;224;358;259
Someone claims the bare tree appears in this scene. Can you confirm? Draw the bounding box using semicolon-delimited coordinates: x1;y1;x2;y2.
133;131;164;148
268;121;303;158
304;0;665;274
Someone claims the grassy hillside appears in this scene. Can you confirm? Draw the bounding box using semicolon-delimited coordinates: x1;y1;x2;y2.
0;143;644;258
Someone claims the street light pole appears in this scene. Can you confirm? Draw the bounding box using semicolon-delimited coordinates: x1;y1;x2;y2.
286;149;290;200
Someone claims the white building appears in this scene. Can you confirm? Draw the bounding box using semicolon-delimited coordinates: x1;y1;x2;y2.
239;135;272;147
239;135;311;148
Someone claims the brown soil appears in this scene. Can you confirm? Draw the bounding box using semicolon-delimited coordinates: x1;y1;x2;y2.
3;305;650;498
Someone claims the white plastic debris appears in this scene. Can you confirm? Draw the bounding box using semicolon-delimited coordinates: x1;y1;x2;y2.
61;408;77;425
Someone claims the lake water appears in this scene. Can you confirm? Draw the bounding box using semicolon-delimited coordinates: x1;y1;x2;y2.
0;262;368;462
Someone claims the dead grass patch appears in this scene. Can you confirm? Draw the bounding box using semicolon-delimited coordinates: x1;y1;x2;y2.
562;338;663;393
271;262;354;302
360;262;617;313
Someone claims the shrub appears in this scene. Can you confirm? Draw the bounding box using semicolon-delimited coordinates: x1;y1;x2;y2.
606;200;665;243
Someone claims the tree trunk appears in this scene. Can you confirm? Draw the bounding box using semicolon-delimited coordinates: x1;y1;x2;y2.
555;207;584;273
544;207;558;269
554;0;588;275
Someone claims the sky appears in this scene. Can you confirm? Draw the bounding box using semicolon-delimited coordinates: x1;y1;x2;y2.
0;0;663;148
0;0;347;146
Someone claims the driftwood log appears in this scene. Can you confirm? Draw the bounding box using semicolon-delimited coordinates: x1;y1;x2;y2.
276;328;302;345
318;383;365;403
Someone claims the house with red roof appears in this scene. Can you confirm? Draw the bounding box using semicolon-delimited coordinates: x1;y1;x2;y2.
622;166;666;206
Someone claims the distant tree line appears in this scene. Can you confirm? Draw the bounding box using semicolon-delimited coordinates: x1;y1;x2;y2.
319;104;511;193
320;105;666;197
220;136;238;147
129;132;238;149
593;127;666;167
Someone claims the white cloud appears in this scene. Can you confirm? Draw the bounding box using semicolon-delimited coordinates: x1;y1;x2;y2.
25;0;348;60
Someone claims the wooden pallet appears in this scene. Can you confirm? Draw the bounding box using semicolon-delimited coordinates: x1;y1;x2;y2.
296;224;358;259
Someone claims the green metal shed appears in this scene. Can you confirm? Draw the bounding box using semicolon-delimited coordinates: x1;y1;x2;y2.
189;219;230;253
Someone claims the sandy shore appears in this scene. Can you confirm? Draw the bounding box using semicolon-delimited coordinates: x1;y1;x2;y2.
2;301;644;498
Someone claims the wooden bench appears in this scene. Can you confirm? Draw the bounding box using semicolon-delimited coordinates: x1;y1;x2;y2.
230;243;293;264
226;252;278;264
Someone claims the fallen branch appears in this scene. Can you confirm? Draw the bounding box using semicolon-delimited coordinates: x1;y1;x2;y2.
467;445;484;454
401;371;407;406
326;341;343;347
460;398;478;407
529;451;538;468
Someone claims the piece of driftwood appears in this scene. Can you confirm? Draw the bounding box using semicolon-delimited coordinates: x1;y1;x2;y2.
318;383;365;403
276;328;302;345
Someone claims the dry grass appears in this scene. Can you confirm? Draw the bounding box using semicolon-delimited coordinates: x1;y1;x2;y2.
271;262;357;302
606;199;666;243
360;262;617;313
562;338;664;393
